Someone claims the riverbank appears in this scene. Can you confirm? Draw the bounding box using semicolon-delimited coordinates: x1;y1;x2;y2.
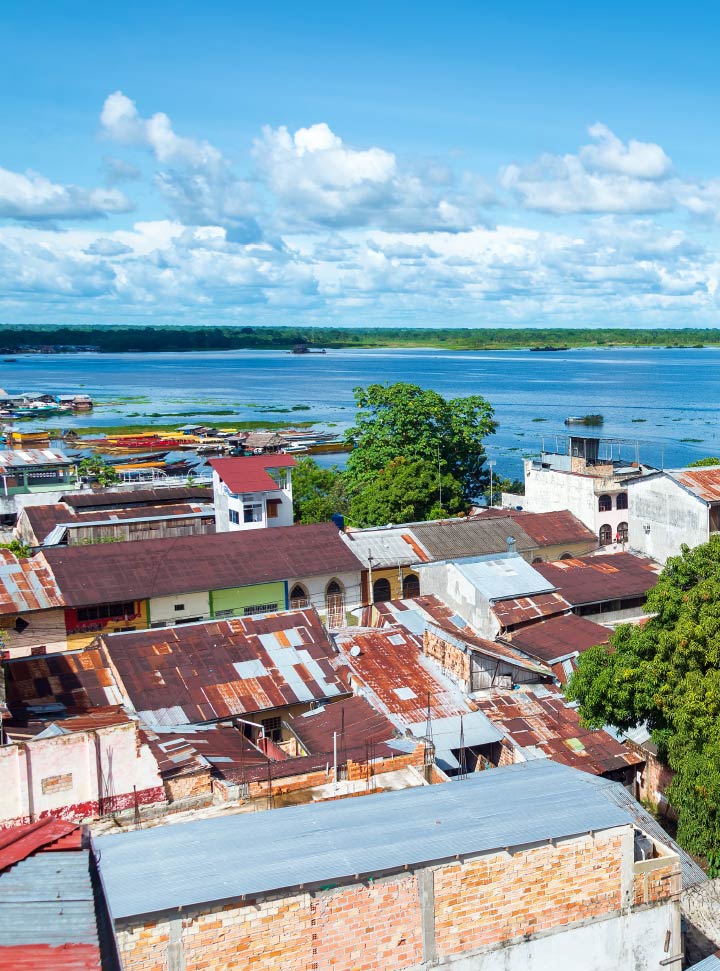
2;324;720;353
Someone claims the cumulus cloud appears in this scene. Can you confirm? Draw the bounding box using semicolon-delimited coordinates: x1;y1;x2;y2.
100;91;258;231
501;124;677;214
253;122;492;231
0;166;131;221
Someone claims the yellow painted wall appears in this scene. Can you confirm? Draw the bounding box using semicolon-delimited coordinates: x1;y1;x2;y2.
65;600;149;651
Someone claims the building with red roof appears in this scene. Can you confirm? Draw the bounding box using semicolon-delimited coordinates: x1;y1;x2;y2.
210;454;297;532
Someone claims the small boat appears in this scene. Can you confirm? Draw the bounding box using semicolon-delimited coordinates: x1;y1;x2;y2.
3;358;17;363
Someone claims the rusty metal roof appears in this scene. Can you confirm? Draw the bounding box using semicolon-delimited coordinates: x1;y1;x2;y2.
673;467;720;502
333;626;471;727
209;454;296;493
289;696;398;759
473;509;597;547
23;502;211;545
5;649;122;714
492;591;571;628
367;594;476;634
43;522;362;606
100;609;348;728
409;517;536;559
425;621;553;677
0;820;81;873
475;685;644;777
0;943;101;970
0;550;64;614
62;486;213;509
508;613;610;664
0;449;73;471
534;553;660;606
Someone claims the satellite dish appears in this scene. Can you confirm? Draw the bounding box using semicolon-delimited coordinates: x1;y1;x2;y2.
350;645;362;657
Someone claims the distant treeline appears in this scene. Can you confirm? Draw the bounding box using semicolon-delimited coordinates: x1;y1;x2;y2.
1;324;720;353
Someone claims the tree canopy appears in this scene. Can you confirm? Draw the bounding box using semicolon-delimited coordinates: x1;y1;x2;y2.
344;383;496;501
348;457;464;527
565;537;720;860
688;456;720;467
291;457;349;524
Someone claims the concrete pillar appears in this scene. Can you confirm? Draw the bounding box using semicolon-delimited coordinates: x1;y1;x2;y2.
417;867;437;964
167;917;186;971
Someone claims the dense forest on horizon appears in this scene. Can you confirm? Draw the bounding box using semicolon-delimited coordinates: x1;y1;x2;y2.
1;323;720;353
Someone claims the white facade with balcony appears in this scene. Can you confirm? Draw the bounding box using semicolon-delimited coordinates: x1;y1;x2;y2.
211;457;296;532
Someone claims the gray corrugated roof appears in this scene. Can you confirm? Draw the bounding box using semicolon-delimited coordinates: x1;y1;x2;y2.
342;527;421;568
453;553;557;602
580;774;706;890
410;517;536;559
96;760;632;921
0;850;99;946
687;957;720;971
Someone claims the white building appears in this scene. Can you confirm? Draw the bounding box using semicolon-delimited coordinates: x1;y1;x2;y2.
627;466;720;563
522;435;654;550
210;454;296;532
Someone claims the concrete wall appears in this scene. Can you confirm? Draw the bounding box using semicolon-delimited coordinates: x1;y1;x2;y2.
0;720;165;828
0;607;68;658
211;581;287;617
114;825;682;971
287;571;362;627
419;561;498;639
149;590;211;625
628;474;709;563
213;469;293;533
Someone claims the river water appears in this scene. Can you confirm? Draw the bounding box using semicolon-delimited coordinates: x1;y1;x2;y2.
1;346;718;477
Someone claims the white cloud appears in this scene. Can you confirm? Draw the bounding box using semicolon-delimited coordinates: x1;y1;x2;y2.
0;166;131;221
253;122;492;231
580;123;672;179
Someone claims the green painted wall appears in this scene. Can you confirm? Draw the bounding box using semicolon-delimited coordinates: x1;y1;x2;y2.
211;581;287;617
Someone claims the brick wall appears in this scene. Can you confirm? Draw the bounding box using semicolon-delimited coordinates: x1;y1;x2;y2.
423;629;470;689
117;827;669;971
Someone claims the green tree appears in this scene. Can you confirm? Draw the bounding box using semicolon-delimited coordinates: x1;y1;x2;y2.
348;457;464;528
483;474;524;506
565;537;720;858
77;456;120;486
688;457;720;467
291;457;348;524
0;540;31;557
344;383;495;501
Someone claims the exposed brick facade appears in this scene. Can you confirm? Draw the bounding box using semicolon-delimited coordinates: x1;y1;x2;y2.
423;629;470;689
115;825;681;971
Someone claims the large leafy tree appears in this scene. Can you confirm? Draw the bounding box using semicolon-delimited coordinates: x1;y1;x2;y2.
566;537;720;859
348;457;464;528
344;383;496;501
291;458;349;524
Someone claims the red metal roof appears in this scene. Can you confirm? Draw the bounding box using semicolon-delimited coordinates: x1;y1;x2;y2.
334;626;470;727
475;686;644;777
534;553;659;606
5;649;119;713
101;609;348;727
0;550;64;615
209;454;297;493
474;509;596;547
508;613;610;664
0;819;81;870
492;591;570;628
0;943;101;971
675;467;720;501
43;522;361;606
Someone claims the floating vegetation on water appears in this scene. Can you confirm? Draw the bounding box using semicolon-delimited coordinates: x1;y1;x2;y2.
531;417;547;422
681;438;703;443
292;405;311;411
631;418;647;423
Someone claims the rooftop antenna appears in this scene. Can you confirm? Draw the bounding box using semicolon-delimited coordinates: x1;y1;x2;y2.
423;690;435;783
458;713;468;781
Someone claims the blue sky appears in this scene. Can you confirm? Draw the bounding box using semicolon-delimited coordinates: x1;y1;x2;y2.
3;1;720;328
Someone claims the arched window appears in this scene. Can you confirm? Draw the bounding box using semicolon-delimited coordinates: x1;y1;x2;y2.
532;557;543;564
289;584;309;608
325;580;345;628
373;577;391;603
403;573;420;598
598;494;612;512
617;522;628;543
616;492;628;510
560;552;573;560
599;524;613;546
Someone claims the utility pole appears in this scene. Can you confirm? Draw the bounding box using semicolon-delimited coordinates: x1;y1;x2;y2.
488;460;496;507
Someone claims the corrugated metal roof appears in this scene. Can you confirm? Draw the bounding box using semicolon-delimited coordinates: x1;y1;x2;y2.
477;510;596;547
492;591;570;628
475;685;644;777
687;956;720;970
62;486;212;509
0;943;101;971
673;467;720;502
508;613;610;664
24;502;212;546
0;550;64;614
342;527;422;568
5;649;122;714
94;759;636;921
410;517;536;559
534;554;660;607
450;553;557;602
368;594;475;635
43;522;362;606
580;773;707;890
333;626;471;727
425;621;552;677
101;609;347;728
209;455;296;493
0;820;81;872
290;696;399;760
0;449;73;470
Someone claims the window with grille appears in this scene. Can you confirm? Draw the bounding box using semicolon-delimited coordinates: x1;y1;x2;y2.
243;602;279;616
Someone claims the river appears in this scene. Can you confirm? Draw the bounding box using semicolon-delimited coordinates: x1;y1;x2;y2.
1;346;718;477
